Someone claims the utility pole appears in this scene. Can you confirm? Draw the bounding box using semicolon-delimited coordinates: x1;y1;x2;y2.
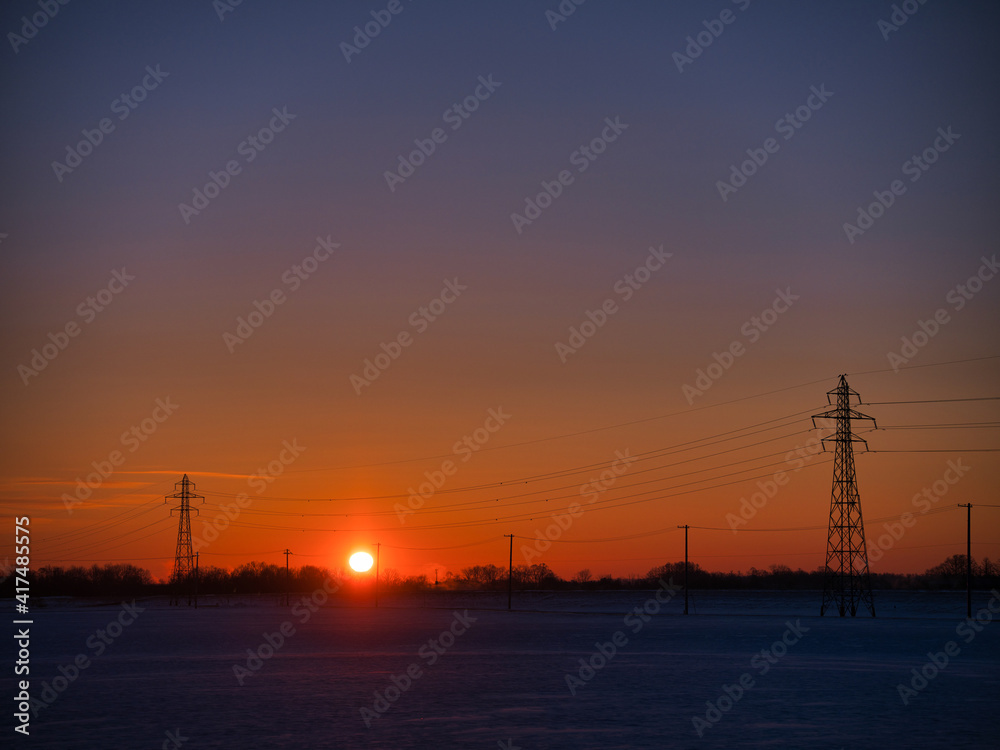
194;552;199;609
678;525;689;615
959;504;972;618
283;549;292;606
814;376;877;617
374;542;380;608
504;534;514;611
166;475;203;607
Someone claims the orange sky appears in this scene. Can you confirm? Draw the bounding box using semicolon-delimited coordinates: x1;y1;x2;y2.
5;359;998;581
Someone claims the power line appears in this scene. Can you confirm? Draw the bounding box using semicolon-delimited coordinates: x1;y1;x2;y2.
39;556;176;563
878;421;1000;429
43;516;175;557
42;503;164;546
850;354;1000;377
205;439;824;521
865;397;1000;405
199;408;822;504
199;457;833;534
44;518;177;559
262;379;834;473
41;481;173;542
688;504;961;533
513;527;683;544
872;449;1000;453
381;538;500;551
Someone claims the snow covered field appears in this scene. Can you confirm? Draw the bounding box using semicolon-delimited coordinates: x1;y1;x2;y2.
10;589;999;749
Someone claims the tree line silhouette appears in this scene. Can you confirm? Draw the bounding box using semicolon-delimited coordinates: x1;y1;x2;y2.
2;554;996;598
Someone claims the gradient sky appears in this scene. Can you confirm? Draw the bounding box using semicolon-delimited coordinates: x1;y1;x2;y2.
1;0;998;582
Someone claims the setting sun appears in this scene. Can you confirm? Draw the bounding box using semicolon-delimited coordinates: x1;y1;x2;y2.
349;551;374;573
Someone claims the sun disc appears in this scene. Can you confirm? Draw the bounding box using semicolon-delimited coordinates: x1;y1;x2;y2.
349;551;374;572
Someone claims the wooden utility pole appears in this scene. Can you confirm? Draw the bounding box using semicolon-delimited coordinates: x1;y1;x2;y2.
678;525;689;615
959;504;972;618
283;549;292;606
374;542;381;608
504;534;514;610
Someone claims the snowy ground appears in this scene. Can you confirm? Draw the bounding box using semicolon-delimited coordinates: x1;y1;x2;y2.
8;589;999;749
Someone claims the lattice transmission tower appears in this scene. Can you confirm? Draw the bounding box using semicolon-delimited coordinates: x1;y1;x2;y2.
166;474;203;605
813;375;877;617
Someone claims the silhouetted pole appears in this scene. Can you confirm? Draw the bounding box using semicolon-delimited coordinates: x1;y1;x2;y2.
283;549;291;606
374;542;380;608
960;504;971;617
504;534;513;610
814;377;876;617
678;525;689;615
166;475;203;606
194;552;199;609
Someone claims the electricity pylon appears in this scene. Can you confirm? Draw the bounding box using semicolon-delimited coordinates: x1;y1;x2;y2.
813;375;876;617
166;474;203;605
